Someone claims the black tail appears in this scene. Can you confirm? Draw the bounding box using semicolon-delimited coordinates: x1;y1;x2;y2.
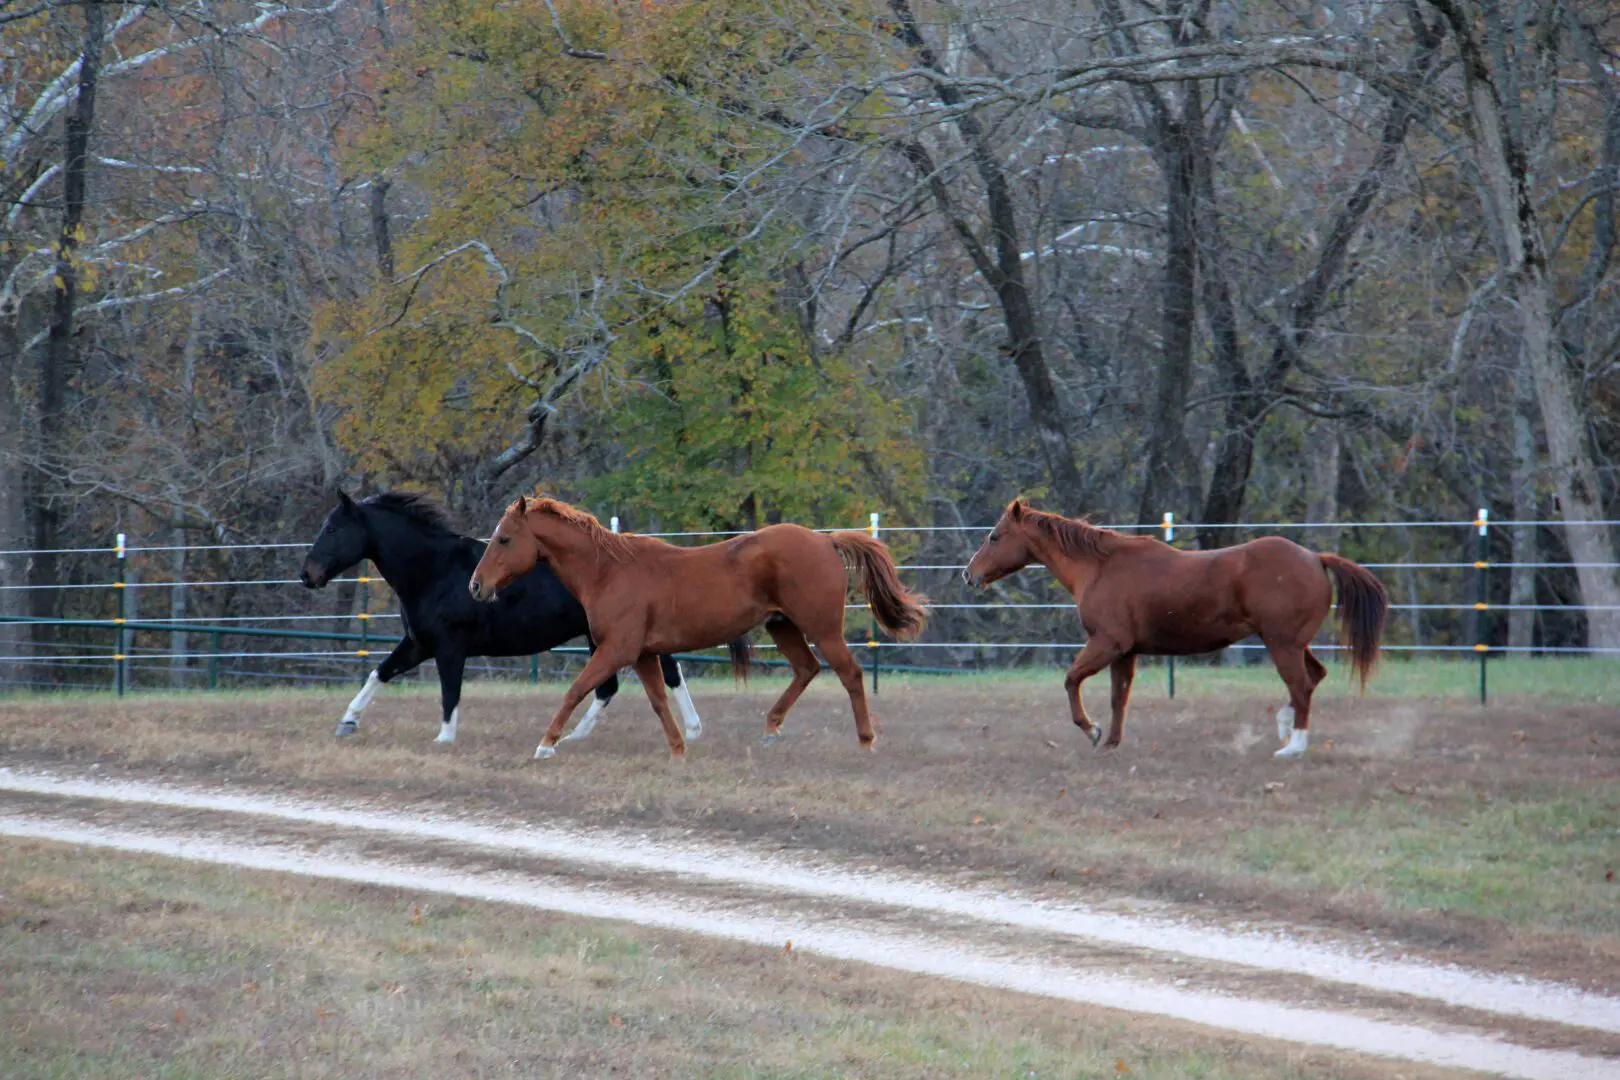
728;637;753;683
1320;553;1388;690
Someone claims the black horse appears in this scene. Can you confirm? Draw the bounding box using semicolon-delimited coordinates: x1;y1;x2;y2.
299;491;703;745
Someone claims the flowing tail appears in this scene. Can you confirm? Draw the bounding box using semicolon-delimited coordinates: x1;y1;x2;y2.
727;637;753;683
830;532;928;640
1319;553;1388;690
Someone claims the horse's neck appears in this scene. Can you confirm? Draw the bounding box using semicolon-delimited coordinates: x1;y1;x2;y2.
362;512;462;597
532;522;613;601
1025;525;1100;597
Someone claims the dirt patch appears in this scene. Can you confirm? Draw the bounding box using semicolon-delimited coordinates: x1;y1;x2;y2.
1;680;1615;989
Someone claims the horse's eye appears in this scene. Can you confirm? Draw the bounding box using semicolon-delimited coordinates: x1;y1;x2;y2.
325;526;335;535
990;532;999;542
497;535;510;546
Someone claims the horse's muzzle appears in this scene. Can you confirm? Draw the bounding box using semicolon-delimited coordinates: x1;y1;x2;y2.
961;567;984;589
300;561;327;589
468;577;496;603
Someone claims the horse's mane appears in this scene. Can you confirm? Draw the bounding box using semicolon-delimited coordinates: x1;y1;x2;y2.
1022;505;1118;560
363;491;460;535
527;496;637;561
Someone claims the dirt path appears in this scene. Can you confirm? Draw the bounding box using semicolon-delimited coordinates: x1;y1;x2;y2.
1;766;1614;1079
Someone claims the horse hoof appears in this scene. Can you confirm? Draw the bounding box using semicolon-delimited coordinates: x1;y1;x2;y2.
432;731;456;745
1086;726;1102;748
762;731;784;748
334;722;358;738
534;744;557;760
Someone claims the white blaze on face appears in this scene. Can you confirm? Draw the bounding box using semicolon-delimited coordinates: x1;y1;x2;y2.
561;695;608;743
671;673;702;739
339;670;382;728
434;707;459;744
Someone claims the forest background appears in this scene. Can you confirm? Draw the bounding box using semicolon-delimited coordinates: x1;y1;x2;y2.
2;0;1618;683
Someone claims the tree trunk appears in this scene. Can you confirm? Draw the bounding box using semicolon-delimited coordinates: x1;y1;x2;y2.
1137;115;1201;526
1507;354;1538;651
0;274;28;688
32;0;105;637
1304;425;1341;554
889;0;1086;509
169;529;188;689
1431;0;1620;648
370;174;394;279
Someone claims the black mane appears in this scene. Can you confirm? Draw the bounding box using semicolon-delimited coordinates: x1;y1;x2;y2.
362;492;460;535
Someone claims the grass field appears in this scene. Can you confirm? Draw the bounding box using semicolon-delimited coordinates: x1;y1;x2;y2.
0;838;1411;1080
1;666;1616;990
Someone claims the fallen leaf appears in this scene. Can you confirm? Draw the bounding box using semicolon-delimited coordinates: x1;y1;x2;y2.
1115;1059;1132;1074
316;1007;337;1019
970;815;986;825
410;906;423;926
174;1010;186;1024
1607;871;1614;883
240;982;258;994
1511;730;1528;742
608;1013;624;1027
1056;786;1067;797
783;940;793;953
1047;866;1059;878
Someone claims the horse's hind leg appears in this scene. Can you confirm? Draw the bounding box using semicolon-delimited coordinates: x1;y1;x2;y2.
1265;640;1316;758
808;634;875;749
1103;654;1137;750
762;618;819;746
634;653;686;760
659;654;702;739
335;636;423;737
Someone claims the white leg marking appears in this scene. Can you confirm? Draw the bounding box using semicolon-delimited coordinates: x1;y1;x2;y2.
1275;704;1295;743
560;696;607;743
1273;727;1310;758
672;678;702;739
336;670;382;735
534;743;557;760
433;706;459;744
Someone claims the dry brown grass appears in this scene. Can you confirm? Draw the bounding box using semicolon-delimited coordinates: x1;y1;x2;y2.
1;677;1615;989
0;837;1434;1080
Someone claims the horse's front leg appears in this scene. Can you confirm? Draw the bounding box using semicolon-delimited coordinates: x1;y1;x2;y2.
335;637;423;737
432;649;466;744
1063;638;1122;748
535;643;637;759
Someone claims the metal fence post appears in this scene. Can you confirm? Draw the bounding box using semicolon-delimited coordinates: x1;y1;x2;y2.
1474;508;1489;705
209;630;220;690
868;512;880;694
114;533;127;697
356;566;371;681
1162;512;1175;699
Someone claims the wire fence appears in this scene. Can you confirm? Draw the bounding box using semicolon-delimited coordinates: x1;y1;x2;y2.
0;511;1616;705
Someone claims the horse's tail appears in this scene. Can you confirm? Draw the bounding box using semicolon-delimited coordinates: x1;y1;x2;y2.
1319;552;1388;690
830;532;928;640
727;637;753;684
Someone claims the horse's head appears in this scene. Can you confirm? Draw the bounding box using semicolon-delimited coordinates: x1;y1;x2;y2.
301;491;368;589
963;498;1035;588
469;494;543;602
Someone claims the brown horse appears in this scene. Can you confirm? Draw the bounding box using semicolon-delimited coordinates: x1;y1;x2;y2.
468;495;927;759
963;499;1387;757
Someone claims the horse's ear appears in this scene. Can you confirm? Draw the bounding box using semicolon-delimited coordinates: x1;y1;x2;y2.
338;490;357;512
1008;497;1025;519
514;494;528;516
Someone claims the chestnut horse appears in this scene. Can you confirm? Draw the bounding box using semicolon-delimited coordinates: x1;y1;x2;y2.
469;495;927;759
964;499;1387;757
